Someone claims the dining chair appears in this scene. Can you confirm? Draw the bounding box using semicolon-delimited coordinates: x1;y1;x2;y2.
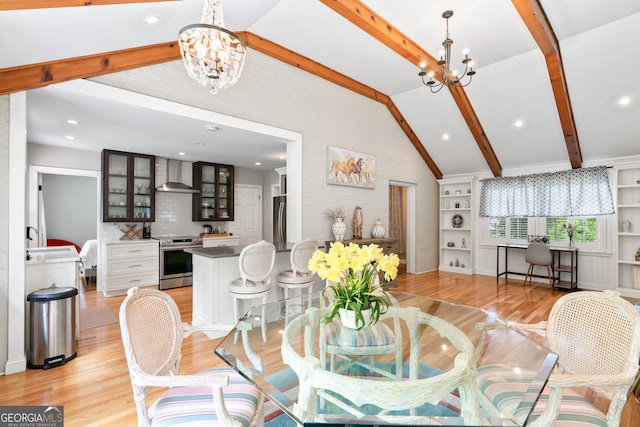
276;237;317;325
524;242;554;288
119;287;264;427
319;289;403;380
284;305;480;424
476;290;640;427
229;240;276;342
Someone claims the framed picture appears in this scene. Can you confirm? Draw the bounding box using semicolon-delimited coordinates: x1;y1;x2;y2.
326;146;376;188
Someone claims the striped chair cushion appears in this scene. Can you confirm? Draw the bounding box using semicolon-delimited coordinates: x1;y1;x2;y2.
149;367;261;427
478;364;607;427
325;318;395;347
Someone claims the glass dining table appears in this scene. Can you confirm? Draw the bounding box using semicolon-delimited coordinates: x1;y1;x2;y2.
215;291;557;426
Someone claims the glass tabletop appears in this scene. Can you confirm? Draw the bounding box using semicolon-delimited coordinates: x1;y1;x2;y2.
215;291;557;426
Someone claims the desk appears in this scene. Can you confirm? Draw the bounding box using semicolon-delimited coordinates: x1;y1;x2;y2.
215;291;557;426
496;243;579;290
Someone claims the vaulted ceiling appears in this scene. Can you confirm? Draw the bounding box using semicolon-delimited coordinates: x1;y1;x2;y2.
1;0;639;178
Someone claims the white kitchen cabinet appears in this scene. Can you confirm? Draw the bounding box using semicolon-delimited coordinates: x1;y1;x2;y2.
101;240;159;296
438;178;474;274
203;237;240;248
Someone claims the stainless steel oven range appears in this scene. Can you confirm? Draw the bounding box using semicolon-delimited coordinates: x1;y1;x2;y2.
154;235;203;290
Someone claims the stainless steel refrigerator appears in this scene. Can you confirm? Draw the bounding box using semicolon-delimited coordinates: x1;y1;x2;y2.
273;195;286;244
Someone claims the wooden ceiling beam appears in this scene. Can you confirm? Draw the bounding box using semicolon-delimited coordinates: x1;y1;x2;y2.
319;0;503;177
1;0;174;10
0;42;180;96
512;0;582;169
238;31;442;179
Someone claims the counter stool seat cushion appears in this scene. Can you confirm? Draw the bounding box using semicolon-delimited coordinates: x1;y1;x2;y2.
276;270;314;285
229;280;271;295
149;367;262;427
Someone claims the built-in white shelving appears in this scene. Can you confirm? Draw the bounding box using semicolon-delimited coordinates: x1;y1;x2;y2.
616;166;640;293
438;178;474;275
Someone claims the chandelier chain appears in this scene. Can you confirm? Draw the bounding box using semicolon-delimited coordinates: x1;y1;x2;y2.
418;10;475;94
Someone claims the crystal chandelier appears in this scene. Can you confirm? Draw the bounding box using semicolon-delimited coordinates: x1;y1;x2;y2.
418;10;475;93
178;0;246;94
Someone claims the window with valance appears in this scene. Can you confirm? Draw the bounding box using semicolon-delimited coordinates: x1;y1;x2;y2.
479;166;615;218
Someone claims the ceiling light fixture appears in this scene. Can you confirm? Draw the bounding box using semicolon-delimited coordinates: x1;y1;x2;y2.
418;10;475;93
66;119;79;125
178;0;246;94
619;96;631;106
65;135;75;140
144;15;159;25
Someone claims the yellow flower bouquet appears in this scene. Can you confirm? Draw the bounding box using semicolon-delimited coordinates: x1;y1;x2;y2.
308;241;400;329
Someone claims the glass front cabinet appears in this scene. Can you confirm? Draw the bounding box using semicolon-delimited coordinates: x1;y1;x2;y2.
102;150;155;222
192;162;234;221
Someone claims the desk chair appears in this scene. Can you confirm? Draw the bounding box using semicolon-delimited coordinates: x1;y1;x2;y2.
477;290;640;427
276;238;317;325
524;242;554;288
119;287;264;427
229;240;276;342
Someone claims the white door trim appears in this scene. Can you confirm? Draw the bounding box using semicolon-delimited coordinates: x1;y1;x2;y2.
389;180;416;274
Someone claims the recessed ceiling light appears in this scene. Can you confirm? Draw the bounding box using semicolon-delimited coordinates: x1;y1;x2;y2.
514;119;524;128
205;124;219;131
442;133;450;141
178;152;185;156
144;15;159;25
66;119;79;125
619;96;632;106
255;162;261;166
65;135;75;140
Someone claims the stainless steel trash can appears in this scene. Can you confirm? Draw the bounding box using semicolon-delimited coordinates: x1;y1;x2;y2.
27;286;78;369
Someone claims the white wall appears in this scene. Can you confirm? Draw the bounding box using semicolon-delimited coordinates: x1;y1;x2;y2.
91;50;439;271
1;47;439;374
0;95;10;372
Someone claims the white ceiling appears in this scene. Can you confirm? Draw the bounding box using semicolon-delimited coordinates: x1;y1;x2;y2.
2;0;640;175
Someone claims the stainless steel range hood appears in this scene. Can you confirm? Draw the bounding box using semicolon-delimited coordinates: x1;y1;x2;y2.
156;159;199;193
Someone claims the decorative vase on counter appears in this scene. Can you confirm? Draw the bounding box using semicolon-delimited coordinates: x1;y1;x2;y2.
332;217;347;241
371;218;386;239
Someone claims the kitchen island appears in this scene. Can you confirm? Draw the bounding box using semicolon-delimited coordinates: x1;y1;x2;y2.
186;242;323;337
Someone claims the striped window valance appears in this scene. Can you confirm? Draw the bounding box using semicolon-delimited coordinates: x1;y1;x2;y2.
479;166;615;218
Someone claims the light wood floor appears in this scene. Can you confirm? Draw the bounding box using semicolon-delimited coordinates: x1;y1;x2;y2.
1;271;638;426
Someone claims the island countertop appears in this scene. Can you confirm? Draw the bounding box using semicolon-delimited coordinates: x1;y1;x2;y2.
185;241;297;259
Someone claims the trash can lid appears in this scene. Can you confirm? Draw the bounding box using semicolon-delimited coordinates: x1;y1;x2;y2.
27;286;78;302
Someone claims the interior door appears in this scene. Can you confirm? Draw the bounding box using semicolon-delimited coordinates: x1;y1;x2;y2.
227;184;262;245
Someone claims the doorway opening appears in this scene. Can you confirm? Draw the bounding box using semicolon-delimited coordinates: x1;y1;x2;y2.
389;181;416;274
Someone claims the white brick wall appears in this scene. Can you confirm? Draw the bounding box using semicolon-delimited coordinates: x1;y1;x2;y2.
0;94;10;370
92;49;440;272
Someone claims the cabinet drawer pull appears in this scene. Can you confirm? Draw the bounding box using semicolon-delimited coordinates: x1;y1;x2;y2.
128;279;142;283
128;249;143;253
128;264;142;268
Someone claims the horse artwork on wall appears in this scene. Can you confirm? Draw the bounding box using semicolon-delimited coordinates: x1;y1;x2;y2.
326;145;376;188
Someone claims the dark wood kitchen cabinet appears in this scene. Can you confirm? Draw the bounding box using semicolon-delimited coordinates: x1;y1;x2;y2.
192;162;234;221
102;149;155;222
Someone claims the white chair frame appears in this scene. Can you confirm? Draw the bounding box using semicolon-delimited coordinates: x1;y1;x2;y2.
119;287;264;427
